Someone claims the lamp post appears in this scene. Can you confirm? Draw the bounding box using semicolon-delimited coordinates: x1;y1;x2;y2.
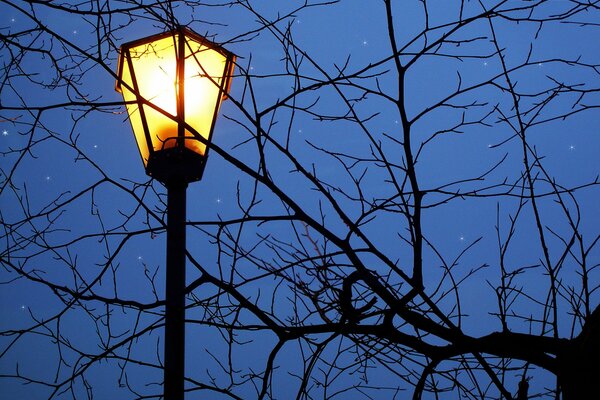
115;27;235;400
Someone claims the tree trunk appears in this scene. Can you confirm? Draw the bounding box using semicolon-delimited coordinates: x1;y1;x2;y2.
558;306;600;399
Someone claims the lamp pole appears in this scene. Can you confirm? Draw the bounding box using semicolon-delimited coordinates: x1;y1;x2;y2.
164;179;187;399
115;26;236;400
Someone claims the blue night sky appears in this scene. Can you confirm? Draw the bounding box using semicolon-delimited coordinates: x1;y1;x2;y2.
1;1;599;399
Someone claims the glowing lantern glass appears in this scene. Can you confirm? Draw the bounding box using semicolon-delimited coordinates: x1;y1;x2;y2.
116;27;235;183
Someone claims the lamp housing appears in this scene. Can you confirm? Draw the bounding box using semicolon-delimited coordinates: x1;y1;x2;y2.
116;27;235;183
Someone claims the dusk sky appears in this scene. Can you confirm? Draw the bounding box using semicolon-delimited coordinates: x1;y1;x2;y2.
1;1;599;399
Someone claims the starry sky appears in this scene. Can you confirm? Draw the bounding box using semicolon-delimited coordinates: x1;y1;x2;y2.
1;1;599;399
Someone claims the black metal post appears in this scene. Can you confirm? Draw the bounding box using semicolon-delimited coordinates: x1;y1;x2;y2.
164;179;187;400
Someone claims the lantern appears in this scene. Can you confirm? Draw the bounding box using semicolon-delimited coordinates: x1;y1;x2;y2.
116;27;235;183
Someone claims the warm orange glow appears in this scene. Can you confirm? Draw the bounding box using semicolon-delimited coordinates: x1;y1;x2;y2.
116;29;234;167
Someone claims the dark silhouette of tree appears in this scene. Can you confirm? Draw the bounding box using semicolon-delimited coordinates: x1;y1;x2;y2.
1;1;598;399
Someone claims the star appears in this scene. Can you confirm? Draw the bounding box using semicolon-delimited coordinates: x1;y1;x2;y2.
569;145;575;150
394;120;399;124
73;30;78;35
483;61;488;66
538;63;543;66
137;256;143;261
10;18;15;23
216;198;222;204
45;176;51;181
298;129;303;133
249;66;254;71
20;305;25;310
459;235;465;241
93;144;98;149
2;130;7;136
362;39;368;46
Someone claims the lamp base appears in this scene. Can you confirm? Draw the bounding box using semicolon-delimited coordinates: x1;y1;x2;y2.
146;147;206;184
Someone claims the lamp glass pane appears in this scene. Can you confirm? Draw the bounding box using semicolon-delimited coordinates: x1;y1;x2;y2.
182;38;229;156
129;36;179;156
119;59;150;165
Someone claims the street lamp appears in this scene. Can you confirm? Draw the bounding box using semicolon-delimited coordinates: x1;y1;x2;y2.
115;26;235;400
